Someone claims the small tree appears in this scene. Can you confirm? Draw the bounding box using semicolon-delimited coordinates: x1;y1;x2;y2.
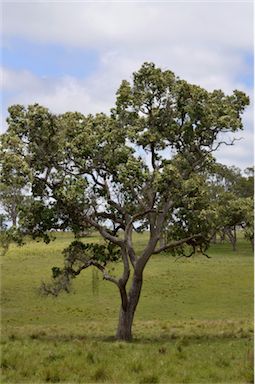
0;184;27;227
0;214;24;255
208;163;254;250
0;126;31;227
217;194;253;251
1;63;249;340
0;214;9;255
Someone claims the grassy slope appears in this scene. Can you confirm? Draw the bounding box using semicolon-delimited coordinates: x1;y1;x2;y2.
0;232;253;383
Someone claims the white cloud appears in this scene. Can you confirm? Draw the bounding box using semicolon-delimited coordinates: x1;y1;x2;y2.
2;67;41;92
2;2;252;100
3;2;253;51
216;133;254;169
1;67;111;118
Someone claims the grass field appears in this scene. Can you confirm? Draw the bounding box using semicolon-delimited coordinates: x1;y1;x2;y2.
0;232;254;383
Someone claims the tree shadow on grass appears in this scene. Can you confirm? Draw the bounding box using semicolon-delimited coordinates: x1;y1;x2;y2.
5;328;252;345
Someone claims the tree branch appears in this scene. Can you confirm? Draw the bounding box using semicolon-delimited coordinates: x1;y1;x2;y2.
84;216;123;246
95;211;125;228
125;208;157;234
207;137;242;153
101;175;127;216
153;234;203;254
68;259;119;286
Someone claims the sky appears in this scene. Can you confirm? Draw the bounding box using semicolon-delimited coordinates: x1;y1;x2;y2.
1;1;254;170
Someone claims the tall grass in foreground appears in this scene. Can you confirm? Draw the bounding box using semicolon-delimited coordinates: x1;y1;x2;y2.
0;232;253;383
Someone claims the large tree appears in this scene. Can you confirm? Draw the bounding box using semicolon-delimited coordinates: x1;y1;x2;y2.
1;63;249;340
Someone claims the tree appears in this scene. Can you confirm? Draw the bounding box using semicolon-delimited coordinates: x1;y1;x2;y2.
207;163;254;250
0;214;9;255
0;184;27;227
0;213;24;255
0;124;31;227
209;163;253;199
242;198;254;248
1;63;249;340
217;194;253;251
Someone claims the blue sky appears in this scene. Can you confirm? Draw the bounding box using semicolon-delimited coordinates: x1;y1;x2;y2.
1;1;253;170
231;51;253;88
3;37;99;78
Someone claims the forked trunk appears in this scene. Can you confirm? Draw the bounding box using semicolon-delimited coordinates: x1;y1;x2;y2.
115;274;143;341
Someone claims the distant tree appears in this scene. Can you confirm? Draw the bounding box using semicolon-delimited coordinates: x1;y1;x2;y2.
239;166;254;198
0;213;23;255
0;129;31;227
0;184;25;227
217;194;253;251
1;63;249;340
242;199;254;248
211;163;253;198
0;214;7;229
208;163;254;250
0;214;9;255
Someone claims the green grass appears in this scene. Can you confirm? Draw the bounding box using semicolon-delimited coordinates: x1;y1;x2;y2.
0;232;253;383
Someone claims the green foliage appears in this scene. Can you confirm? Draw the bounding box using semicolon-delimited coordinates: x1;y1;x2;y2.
210;163;254;198
52;266;62;279
0;217;24;255
115;62;248;155
63;240;121;265
0;213;7;229
19;200;58;243
207;163;254;249
40;240;121;296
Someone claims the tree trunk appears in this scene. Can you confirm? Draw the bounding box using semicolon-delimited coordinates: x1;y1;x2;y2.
11;213;17;227
232;227;237;252
115;306;135;341
211;232;217;244
226;227;237;251
115;273;143;341
220;230;226;243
